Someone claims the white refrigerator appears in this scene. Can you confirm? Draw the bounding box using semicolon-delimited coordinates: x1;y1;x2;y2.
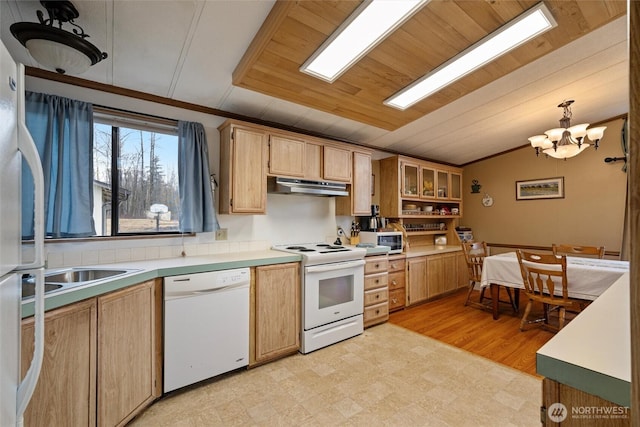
0;39;46;426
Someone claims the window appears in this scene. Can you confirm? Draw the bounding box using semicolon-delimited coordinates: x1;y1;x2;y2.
93;112;181;236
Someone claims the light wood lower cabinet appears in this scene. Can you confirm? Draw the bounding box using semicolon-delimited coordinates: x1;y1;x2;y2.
407;251;464;306
406;256;428;306
387;254;406;312
97;280;160;427
20;280;161;427
363;255;389;328
21;299;97;427
252;263;300;366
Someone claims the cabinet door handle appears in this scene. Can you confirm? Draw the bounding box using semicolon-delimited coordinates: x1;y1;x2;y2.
392;298;397;303
391;280;397;285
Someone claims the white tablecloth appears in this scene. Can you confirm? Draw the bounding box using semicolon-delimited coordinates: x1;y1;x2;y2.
479;252;629;300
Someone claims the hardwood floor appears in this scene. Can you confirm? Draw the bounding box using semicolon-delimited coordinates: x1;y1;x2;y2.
388;287;557;377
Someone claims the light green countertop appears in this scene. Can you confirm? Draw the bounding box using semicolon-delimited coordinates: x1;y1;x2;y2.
405;245;462;257
536;272;630;407
21;250;301;317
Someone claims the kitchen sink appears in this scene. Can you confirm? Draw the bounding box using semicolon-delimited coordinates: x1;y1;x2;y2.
21;268;141;299
44;268;132;283
22;283;63;299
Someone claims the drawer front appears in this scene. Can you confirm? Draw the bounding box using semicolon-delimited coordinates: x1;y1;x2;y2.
387;271;405;291
364;288;388;306
364;272;388;291
389;289;405;311
387;256;406;273
363;301;389;325
365;256;388;274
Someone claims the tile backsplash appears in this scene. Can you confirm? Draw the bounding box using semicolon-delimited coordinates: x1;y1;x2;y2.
23;237;271;269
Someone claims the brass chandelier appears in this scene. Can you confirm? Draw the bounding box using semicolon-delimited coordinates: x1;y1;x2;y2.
528;100;606;159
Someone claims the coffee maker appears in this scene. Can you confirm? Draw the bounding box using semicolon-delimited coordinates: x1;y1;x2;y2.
359;205;384;231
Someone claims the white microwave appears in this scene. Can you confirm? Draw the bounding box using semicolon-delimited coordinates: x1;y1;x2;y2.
359;231;403;254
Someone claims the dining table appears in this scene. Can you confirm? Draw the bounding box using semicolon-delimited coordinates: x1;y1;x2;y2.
479;252;630;319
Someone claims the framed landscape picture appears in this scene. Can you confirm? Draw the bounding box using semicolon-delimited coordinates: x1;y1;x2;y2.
516;177;564;200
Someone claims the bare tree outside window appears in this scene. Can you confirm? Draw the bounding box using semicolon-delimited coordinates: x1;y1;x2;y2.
93;122;180;235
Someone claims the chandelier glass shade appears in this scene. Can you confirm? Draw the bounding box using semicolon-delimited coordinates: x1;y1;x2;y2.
10;0;107;75
528;100;606;159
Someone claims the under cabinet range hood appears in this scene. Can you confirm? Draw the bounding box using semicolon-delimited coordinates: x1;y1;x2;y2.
267;177;349;197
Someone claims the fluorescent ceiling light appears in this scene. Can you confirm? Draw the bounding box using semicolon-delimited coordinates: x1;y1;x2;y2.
385;2;557;110
300;0;429;83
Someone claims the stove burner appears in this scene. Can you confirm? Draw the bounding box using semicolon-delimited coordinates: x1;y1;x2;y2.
316;243;330;247
285;246;316;252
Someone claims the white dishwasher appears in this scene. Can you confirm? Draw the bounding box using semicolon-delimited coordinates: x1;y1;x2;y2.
164;268;249;393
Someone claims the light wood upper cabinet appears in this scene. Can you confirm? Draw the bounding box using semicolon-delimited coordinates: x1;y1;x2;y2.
323;146;352;182
401;161;420;198
219;123;267;214
21;299;97;427
336;151;372;216
450;172;462;200
97;280;160;427
305;142;323;181
268;134;305;177
252;263;300;366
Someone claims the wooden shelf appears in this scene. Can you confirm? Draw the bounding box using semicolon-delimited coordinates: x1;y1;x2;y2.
405;230;447;236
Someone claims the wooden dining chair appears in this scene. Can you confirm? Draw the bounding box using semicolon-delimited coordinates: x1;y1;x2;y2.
461;241;515;311
516;250;584;332
552;244;605;259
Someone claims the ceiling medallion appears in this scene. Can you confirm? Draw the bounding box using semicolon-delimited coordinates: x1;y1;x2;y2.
10;0;108;75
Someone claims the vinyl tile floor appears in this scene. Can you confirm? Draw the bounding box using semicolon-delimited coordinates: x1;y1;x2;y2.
130;323;541;426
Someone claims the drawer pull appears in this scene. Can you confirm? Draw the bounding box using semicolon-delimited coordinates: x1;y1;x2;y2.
375;309;380;315
375;294;380;299
375;279;379;284
391;280;397;285
375;263;379;268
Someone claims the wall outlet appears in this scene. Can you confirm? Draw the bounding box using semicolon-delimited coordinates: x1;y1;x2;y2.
215;228;228;240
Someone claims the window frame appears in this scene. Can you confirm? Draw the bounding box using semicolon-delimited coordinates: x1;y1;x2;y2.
93;108;182;237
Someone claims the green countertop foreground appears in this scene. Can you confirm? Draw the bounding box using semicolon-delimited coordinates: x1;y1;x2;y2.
21;245;397;317
536;273;631;407
21;250;302;317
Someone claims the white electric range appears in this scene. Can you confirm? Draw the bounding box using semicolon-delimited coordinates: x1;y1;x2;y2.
273;243;366;353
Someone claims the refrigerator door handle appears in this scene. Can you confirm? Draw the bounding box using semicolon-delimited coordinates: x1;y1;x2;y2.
14;64;45;423
16;269;44;420
15;66;44;271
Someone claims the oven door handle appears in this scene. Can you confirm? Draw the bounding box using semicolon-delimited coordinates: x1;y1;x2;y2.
305;259;365;273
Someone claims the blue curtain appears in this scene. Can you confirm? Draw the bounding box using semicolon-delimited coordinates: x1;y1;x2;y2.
22;92;95;238
178;121;217;232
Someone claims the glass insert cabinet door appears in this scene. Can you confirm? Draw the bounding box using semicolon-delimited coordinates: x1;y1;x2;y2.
450;173;462;200
421;167;435;198
401;162;419;197
437;171;449;199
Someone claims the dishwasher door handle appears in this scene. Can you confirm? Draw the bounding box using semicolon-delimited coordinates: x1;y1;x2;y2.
165;282;248;299
193;283;247;294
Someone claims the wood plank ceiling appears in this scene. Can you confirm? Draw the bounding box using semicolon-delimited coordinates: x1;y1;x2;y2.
233;0;627;131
